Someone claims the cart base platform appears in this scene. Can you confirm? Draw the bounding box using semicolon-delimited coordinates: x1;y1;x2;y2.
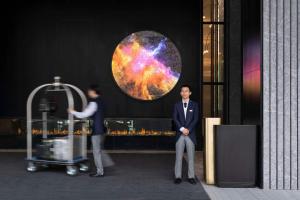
26;156;88;165
26;157;90;176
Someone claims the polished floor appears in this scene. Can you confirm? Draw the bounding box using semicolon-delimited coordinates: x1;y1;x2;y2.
0;152;210;200
2;150;300;200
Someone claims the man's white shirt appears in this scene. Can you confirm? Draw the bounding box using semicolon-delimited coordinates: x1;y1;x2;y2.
70;102;98;119
179;99;189;133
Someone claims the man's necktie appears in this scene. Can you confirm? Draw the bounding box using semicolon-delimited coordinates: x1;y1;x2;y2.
184;102;187;108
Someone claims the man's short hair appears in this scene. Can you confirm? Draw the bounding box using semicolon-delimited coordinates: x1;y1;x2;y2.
180;84;192;92
88;84;101;95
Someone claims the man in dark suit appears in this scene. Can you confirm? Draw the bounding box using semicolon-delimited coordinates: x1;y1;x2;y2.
69;84;113;177
173;85;199;184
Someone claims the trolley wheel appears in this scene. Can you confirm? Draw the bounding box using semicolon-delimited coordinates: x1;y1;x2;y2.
27;162;38;172
79;162;90;172
66;165;78;176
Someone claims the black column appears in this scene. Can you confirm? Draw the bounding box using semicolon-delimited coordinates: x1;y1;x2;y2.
224;0;242;124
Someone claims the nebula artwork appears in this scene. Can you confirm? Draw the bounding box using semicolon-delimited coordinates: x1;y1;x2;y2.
112;31;182;100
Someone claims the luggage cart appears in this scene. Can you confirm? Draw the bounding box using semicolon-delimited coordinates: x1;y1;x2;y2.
26;76;89;176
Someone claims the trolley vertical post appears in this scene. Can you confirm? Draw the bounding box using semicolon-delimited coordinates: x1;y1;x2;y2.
26;84;51;159
65;84;88;159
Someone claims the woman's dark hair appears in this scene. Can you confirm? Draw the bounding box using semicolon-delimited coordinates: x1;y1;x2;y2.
88;84;101;95
180;84;192;92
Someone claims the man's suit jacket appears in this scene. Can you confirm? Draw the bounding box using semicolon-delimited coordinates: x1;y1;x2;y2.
173;100;199;144
90;97;106;135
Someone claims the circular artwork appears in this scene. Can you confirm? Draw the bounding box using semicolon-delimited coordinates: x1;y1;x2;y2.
112;31;182;100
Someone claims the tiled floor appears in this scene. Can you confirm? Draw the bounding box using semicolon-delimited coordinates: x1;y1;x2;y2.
194;152;300;200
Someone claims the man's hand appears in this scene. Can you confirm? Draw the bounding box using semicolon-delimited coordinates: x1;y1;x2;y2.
67;108;75;113
182;128;189;135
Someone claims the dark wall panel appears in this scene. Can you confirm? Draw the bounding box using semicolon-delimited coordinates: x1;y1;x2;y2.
242;0;261;125
0;0;200;120
224;0;242;124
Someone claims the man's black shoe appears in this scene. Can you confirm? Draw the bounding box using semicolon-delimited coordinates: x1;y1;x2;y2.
174;178;182;184
89;172;104;177
188;178;197;185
